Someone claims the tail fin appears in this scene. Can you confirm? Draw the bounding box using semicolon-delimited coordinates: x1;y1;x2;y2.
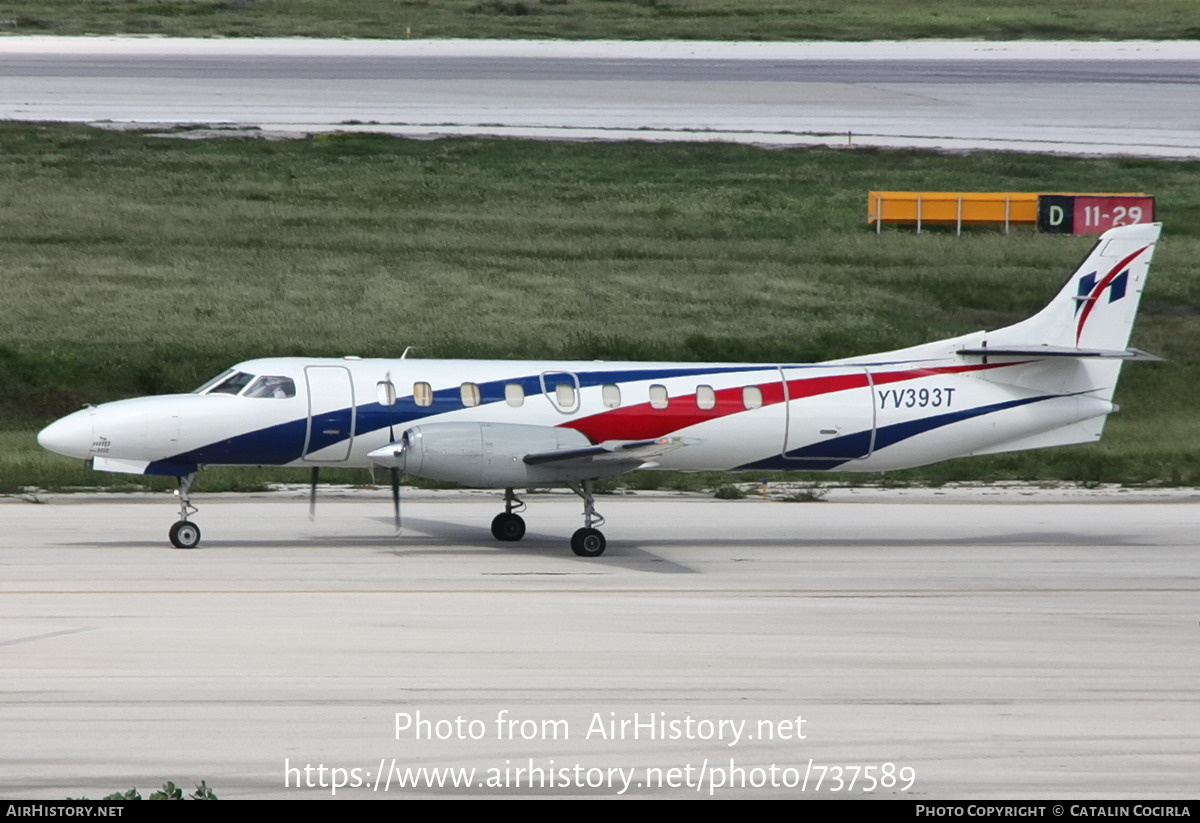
956;223;1162;455
986;222;1161;353
855;223;1161;456
958;220;1161;450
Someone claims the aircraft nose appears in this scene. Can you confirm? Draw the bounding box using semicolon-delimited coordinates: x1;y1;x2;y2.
37;409;94;459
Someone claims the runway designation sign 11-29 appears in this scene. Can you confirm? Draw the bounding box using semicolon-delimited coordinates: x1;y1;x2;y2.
1037;195;1156;235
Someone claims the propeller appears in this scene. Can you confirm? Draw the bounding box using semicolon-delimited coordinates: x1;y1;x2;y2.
381;370;402;533
380;369;397;436
313;368;403;530
391;466;402;533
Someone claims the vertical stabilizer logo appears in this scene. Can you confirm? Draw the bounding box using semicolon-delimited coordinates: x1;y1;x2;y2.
1073;245;1148;343
1074;270;1129;314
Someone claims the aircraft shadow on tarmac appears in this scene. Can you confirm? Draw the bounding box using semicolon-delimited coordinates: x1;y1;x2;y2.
77;517;1146;579
373;520;1145;552
75;516;699;573
368;517;700;572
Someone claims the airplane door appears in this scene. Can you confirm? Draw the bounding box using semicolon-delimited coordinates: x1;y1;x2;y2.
781;367;875;461
540;371;581;414
304;365;355;462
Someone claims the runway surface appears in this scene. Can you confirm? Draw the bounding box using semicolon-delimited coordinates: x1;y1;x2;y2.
2;489;1197;798
2;38;1199;156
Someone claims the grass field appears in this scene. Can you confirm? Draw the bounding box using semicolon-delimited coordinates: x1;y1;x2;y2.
2;123;1198;491
4;0;1200;41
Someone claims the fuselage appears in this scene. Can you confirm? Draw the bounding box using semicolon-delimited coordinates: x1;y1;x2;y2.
37;351;1113;480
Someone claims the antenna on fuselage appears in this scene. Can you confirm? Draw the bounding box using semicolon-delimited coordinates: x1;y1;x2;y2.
400;346;418;359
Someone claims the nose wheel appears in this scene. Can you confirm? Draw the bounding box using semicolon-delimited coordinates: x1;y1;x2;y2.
169;520;201;549
169;472;201;549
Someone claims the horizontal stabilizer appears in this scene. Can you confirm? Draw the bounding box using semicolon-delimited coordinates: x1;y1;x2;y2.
524;436;696;468
956;345;1163;361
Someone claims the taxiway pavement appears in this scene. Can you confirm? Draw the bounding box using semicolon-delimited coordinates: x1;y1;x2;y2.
1;489;1196;798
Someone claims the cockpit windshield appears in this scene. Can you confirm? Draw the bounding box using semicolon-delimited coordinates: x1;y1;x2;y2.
193;374;296;400
203;371;256;396
194;370;297;398
193;369;235;394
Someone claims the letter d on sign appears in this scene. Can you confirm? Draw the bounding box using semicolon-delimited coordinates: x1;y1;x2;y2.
1037;194;1076;234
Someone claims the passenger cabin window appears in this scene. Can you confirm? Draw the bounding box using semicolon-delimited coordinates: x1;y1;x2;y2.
206;371;255;396
602;384;621;409
377;380;397;407
505;382;525;407
413;382;434;407
244;376;297;399
742;386;763;409
696;385;716;410
460;382;481;407
649;384;669;410
555;382;576;408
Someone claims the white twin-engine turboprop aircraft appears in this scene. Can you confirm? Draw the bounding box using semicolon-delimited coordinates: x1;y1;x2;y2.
39;222;1162;556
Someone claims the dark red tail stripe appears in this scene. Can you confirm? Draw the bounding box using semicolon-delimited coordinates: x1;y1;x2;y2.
562;362;1020;443
870;361;1022;386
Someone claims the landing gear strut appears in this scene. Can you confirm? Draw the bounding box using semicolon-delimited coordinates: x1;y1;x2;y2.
568;479;606;557
168;472;201;549
490;487;527;542
488;484;609;556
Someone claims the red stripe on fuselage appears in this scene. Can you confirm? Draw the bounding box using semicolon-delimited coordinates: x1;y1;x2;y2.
561;362;1020;443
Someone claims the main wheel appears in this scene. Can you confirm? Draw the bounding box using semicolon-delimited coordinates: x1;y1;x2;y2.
570;527;606;557
491;512;526;542
169;520;201;549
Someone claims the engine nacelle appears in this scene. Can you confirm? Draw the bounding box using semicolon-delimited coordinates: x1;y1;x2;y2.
395;422;600;487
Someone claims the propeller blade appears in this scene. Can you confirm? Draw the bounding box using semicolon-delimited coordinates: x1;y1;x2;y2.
391;467;401;533
380;369;397;442
309;466;319;521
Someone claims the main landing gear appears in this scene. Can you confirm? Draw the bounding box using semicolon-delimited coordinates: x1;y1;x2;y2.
567;480;606;558
490;488;527;542
490;482;608;557
168;472;201;549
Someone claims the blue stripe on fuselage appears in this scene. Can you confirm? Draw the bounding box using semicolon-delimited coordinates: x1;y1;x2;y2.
157;364;767;469
159;416;310;468
735;395;1053;471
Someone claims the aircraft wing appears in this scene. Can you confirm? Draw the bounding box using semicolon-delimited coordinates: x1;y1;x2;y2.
523;436;697;471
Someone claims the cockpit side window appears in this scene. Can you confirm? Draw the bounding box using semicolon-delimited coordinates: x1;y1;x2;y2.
244;376;297;399
206;371;256;395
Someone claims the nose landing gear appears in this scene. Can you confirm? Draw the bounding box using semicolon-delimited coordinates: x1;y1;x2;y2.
168;473;201;549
